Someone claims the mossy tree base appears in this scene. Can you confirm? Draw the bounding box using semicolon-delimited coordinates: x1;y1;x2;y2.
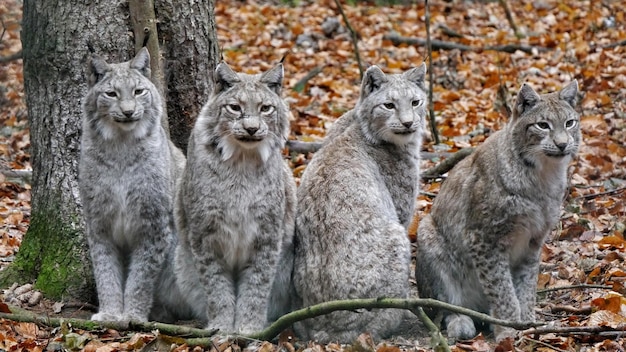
0;203;95;303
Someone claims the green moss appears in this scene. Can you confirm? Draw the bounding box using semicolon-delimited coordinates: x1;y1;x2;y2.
0;204;95;302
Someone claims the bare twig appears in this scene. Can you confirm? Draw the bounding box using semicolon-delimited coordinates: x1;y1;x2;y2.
383;33;548;54
334;0;364;80
498;0;524;38
413;307;450;352
293;66;323;93
424;0;440;145
422;148;474;178
596;39;626;49
543;303;592;315
572;187;626;201
0;50;22;64
437;24;463;38
521;336;569;352
536;284;613;294
524;324;626;336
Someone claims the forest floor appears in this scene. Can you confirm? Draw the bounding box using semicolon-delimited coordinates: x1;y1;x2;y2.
1;0;626;351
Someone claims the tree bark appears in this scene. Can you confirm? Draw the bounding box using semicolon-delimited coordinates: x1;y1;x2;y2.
0;0;220;302
156;0;220;153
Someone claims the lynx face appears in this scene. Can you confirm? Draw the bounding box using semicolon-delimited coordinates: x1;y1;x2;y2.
199;62;289;164
84;49;160;140
512;81;581;165
356;65;427;147
217;92;277;147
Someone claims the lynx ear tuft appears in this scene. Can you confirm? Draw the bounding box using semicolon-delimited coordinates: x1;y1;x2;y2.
260;63;284;95
361;65;388;98
88;55;111;87
559;80;578;108
130;47;151;78
214;62;241;94
515;83;541;117
402;63;427;90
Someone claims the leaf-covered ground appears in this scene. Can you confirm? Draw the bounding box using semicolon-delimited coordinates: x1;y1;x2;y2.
1;0;626;351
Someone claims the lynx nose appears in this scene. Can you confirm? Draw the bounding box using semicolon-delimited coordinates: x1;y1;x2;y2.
556;142;567;151
123;110;134;119
402;121;413;129
245;126;259;135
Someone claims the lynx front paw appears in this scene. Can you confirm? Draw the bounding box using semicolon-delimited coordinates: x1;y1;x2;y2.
122;312;149;322
494;326;517;342
91;312;123;322
445;314;476;340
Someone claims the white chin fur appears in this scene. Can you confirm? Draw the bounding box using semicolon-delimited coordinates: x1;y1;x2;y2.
116;121;139;132
383;130;419;146
218;137;272;164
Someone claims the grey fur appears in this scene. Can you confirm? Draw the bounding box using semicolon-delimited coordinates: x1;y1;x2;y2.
174;62;297;333
293;64;427;343
415;81;581;341
79;47;190;323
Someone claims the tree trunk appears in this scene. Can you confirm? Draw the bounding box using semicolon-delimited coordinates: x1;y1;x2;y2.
156;0;220;153
0;0;219;302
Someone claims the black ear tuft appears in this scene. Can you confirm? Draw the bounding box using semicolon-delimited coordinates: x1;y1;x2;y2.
514;83;541;118
260;63;284;95
360;65;388;98
214;62;241;94
87;55;111;87
402;63;427;90
130;47;151;78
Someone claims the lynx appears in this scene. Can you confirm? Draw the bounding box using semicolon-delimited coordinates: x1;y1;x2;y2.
174;62;296;334
293;64;427;343
79;47;190;322
415;81;580;341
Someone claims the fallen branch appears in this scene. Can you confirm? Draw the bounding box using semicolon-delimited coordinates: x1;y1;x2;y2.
572;187;626;201
247;297;543;342
0;311;217;338
2;298;545;346
285;141;472;179
293;66;323;93
437;24;463;38
524;324;626;336
0;50;22;64
421;148;474;179
383;33;548;54
597;39;626;49
544;303;592;315
286;140;323;154
1;168;32;183
521;336;568;352
536;284;613;293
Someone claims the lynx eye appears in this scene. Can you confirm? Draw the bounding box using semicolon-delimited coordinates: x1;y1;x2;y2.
411;100;422;107
104;91;117;98
535;122;551;131
383;103;395;110
565;119;577;129
134;88;145;96
227;104;242;113
260;105;274;113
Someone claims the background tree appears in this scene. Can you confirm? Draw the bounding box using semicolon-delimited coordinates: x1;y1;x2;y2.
0;0;219;302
